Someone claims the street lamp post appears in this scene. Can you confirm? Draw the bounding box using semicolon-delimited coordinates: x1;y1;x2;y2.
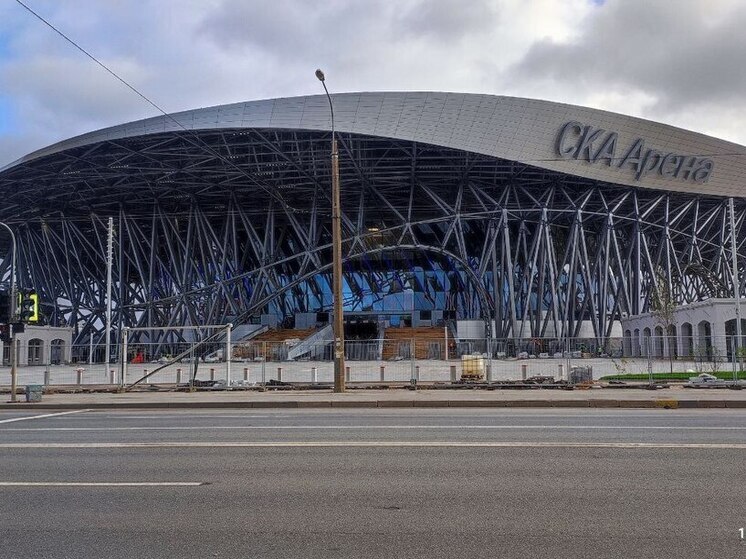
0;222;18;402
315;69;345;393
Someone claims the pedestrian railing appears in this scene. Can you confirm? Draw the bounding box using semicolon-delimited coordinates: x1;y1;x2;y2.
2;335;744;387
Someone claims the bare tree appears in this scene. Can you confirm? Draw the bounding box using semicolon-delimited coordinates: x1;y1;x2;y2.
650;268;677;374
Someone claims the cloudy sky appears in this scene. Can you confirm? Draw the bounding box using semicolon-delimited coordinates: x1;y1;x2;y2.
0;0;744;167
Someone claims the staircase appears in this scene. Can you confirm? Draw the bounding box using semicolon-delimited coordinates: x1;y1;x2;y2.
233;327;317;361
381;327;450;360
252;328;317;343
287;324;333;360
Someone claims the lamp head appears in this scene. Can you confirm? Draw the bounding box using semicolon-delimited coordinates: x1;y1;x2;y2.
315;69;325;82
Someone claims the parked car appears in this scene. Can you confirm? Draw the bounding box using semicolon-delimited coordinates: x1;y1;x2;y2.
684;373;726;388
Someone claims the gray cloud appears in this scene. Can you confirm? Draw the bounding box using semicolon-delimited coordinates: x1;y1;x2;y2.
510;0;746;112
1;0;745;167
3;55;149;121
395;0;498;41
199;0;496;55
197;0;498;86
198;0;395;59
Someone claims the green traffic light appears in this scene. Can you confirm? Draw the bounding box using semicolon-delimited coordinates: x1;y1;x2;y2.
17;289;38;323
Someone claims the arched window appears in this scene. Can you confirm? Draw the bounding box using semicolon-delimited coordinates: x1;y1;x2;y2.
681;323;693;357
28;338;44;365
642;328;652;356
697;321;712;359
654;326;664;357
667;325;678;359
50;339;65;365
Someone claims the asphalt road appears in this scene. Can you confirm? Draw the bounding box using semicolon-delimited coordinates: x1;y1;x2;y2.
0;408;745;558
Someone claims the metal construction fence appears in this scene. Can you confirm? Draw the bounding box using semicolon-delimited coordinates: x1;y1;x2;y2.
2;334;745;388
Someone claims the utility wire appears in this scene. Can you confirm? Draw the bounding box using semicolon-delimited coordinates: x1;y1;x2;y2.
15;0;170;121
13;0;301;213
11;0;746;215
10;2;746;177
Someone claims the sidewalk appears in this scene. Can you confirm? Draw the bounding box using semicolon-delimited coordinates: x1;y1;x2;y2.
2;385;746;410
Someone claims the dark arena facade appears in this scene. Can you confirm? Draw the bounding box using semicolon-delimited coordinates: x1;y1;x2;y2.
0;92;745;350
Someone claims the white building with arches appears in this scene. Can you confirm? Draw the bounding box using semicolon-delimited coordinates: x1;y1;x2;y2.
621;299;745;361
1;325;73;366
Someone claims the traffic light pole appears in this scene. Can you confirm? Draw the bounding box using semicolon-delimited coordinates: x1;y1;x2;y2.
10;337;17;402
0;222;17;403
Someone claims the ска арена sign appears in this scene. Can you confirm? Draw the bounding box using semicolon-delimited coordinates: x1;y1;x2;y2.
556;121;714;184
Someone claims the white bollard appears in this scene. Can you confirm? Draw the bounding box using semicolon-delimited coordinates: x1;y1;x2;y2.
243;367;249;382
450;365;457;382
76;368;84;386
379;365;385;382
345;366;351;382
311;367;318;383
521;364;528;381
176;368;182;384
143;368;149;384
210;368;215;381
277;367;282;382
558;363;564;380
109;369;115;384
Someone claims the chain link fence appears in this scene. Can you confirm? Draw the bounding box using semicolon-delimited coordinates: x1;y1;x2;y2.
1;335;744;388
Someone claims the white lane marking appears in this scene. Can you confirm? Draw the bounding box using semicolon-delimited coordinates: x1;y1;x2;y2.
0;482;205;487
3;425;745;431
0;441;744;449
0;409;90;425
87;415;280;420
80;411;746;420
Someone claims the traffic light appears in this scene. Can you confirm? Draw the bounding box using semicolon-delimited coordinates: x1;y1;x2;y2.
0;290;9;323
18;288;38;323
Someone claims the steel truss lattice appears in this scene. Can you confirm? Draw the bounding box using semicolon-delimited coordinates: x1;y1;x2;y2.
0;129;742;347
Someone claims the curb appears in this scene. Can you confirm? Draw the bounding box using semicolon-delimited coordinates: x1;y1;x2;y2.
0;399;745;410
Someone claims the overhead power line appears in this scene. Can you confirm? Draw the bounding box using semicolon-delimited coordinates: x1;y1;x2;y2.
13;0;301;213
11;0;746;200
15;0;170;120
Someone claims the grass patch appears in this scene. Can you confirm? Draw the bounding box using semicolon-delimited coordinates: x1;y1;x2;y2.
600;371;746;381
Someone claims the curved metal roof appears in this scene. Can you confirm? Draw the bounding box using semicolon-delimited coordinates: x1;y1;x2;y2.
4;92;746;197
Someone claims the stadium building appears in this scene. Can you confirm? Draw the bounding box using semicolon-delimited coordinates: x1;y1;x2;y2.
0;92;745;357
